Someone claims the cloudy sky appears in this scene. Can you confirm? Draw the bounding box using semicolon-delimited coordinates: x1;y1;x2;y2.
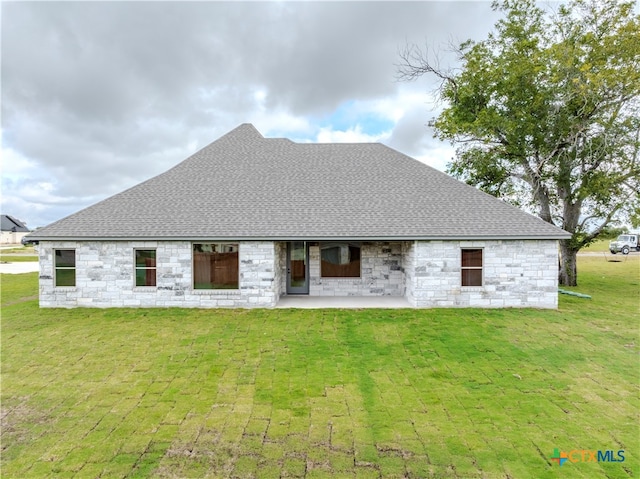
2;1;504;228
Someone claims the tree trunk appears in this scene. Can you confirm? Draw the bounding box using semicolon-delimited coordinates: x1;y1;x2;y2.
559;240;578;286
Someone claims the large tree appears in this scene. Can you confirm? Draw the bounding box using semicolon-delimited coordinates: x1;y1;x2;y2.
398;0;640;286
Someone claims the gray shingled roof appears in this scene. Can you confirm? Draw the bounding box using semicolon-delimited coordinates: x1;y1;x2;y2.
1;215;30;233
30;124;569;240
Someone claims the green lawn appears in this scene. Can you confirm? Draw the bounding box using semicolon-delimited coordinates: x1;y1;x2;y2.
0;255;39;263
582;239;613;253
0;245;38;263
1;256;638;478
0;245;36;253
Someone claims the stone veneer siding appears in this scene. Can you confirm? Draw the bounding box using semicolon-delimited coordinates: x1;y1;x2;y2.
406;239;558;308
39;240;278;308
308;242;407;297
274;242;286;298
38;239;559;309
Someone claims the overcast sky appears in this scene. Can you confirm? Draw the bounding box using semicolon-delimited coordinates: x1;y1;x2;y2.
2;1;504;228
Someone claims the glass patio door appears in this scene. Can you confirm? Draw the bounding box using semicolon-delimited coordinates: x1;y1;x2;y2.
286;242;309;294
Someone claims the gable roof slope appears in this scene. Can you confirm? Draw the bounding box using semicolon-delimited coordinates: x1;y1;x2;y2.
30;124;569;241
1;215;30;233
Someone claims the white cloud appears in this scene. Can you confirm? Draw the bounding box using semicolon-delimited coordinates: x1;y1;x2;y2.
415;145;456;172
0;142;37;177
369;90;440;123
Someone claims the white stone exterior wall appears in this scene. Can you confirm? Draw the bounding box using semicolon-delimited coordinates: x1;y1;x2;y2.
274;242;286;298
402;241;416;305
38;239;559;308
408;240;558;308
308;242;406;296
39;241;278;308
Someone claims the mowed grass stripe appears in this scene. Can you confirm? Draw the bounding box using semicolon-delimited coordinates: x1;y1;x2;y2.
1;255;638;478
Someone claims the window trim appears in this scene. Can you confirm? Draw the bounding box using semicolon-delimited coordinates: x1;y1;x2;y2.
134;249;157;288
320;242;362;278
461;248;483;287
192;242;240;290
54;249;76;288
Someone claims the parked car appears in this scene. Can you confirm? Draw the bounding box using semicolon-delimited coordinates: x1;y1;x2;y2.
21;235;38;246
609;234;639;255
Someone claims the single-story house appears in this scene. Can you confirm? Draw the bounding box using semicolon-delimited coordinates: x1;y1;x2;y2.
1;215;30;245
28;124;570;308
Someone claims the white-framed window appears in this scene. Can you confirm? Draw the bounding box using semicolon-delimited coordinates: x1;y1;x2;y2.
55;249;76;287
193;243;239;289
461;248;483;287
135;249;157;287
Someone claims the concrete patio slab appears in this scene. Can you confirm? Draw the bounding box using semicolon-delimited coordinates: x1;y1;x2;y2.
275;296;412;309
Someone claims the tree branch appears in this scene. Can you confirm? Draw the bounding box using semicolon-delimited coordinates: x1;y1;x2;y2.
395;43;458;95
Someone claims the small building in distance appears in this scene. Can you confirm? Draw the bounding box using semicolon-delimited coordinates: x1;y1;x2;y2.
1;215;30;245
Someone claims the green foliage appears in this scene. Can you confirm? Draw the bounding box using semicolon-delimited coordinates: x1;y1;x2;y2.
1;264;639;477
399;0;640;284
459;0;638;227
598;224;630;240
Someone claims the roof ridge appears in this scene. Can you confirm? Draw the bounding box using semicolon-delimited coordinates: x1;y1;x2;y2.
224;123;264;140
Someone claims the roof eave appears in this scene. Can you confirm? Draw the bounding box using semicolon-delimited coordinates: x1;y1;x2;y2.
28;234;571;242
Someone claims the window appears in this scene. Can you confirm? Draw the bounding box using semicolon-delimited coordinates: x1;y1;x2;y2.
55;249;76;287
320;242;361;278
461;249;483;286
135;250;156;286
193;243;239;289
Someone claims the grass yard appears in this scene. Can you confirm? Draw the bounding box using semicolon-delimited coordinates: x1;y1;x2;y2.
581;239;612;253
0;246;38;263
0;255;39;263
1;256;638;478
0;245;38;263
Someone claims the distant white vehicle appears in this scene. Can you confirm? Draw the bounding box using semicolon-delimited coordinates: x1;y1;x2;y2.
609;234;639;255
